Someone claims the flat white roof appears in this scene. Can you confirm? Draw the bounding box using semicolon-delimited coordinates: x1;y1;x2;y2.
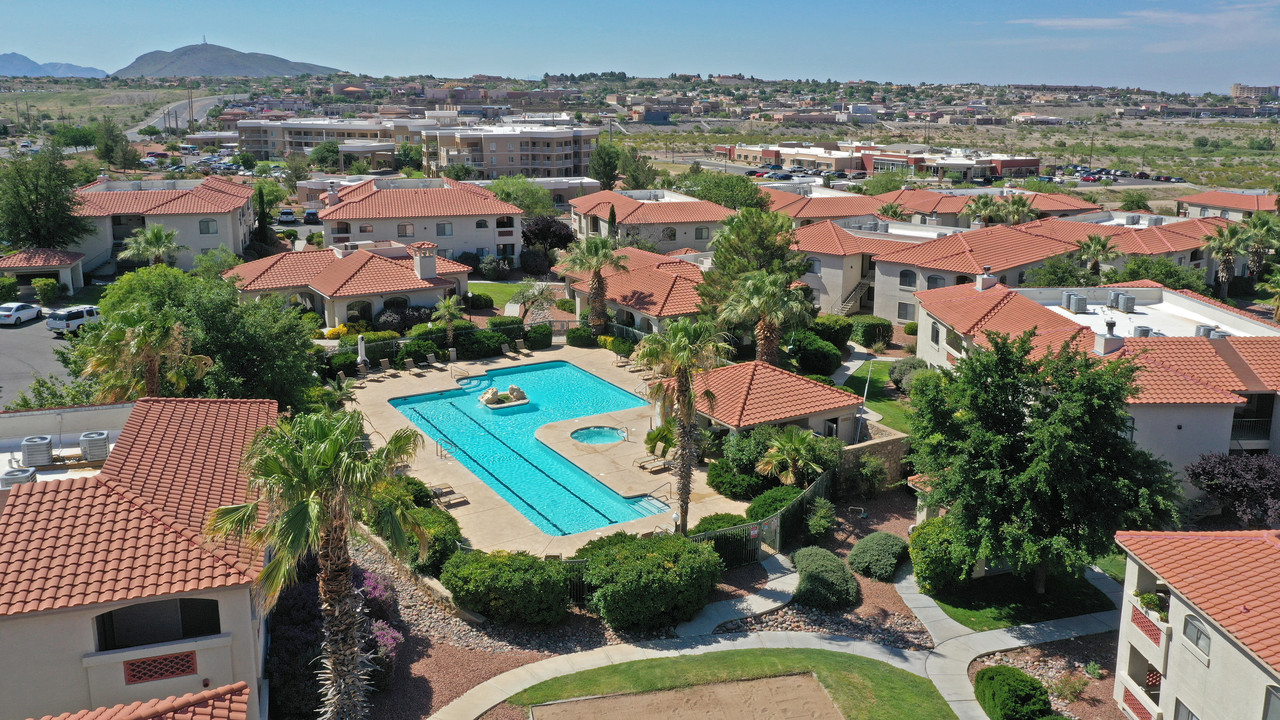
1015;286;1280;339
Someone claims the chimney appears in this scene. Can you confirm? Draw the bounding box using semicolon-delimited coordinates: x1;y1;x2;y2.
976;265;998;291
970;220;985;230
327;181;341;207
1095;319;1125;355
98;168;109;180
408;243;436;279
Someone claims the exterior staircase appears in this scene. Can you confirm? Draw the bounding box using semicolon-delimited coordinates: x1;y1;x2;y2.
835;278;872;316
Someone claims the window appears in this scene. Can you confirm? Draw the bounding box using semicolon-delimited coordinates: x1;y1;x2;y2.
553;193;565;204
507;142;513;151
397;223;414;238
198;219;217;235
899;269;917;288
496;216;514;229
359;224;373;234
497;243;515;258
897;302;915;322
1200;208;1210;217
1178;255;1185;265
926;274;945;290
1265;687;1280;720
823;418;839;437
1221;210;1229;218
475;219;488;229
805;257;819;274
1174;700;1200;720
1017;271;1026;284
94;598;221;652
334;222;350;234
661;227;677;244
695;226;710;240
1184;615;1211;655
931;322;940;345
998;275;1007;284
436;222;453;237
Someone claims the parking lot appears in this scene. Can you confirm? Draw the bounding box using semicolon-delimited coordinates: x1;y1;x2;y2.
0;314;70;408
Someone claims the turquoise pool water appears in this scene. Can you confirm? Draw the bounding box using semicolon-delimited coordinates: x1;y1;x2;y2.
390;362;667;536
571;426;626;444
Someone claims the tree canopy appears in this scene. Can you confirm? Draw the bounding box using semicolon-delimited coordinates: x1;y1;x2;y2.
588;141;621;191
673;172;768;210
309;140;341;170
488;175;555;217
521;215;575;252
698;208;805;308
0;141;95;250
1102;255;1211;295
859;170;910;196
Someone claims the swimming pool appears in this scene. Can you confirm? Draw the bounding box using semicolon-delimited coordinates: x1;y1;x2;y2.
390;362;667;536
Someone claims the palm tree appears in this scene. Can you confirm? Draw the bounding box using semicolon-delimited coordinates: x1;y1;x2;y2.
1206;223;1247;299
1255;267;1280;322
1075;234;1121;276
431;295;465;347
718;270;811;366
561;235;627;335
309;377;358;412
876;202;908;221
960;194;1003;225
635;318;730;534
207;411;424;720
1000;194;1036;225
82;308;212;401
756;425;824;487
511;277;557;320
119;224;189;266
1242;213;1278;278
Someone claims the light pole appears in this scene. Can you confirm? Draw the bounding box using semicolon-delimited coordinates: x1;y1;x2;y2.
466;291;473;323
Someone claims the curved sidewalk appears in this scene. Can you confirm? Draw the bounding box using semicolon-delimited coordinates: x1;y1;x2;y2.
427;631;930;720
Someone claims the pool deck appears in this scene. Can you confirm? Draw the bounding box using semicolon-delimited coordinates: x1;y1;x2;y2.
355;344;747;557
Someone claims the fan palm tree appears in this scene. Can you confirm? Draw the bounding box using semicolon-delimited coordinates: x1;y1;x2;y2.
1206;223;1247;299
1075;234;1121;276
1242;213;1279;278
756;425;824;487
82;308;212;401
1000;194;1036;225
561;235;627;335
431;295;465;347
876;202;908;221
511;277;557;320
119;223;189;266
309;377;358;412
1255;267;1280;322
960;194;1003;225
207;411;424;720
635;318;730;534
718;270;811;366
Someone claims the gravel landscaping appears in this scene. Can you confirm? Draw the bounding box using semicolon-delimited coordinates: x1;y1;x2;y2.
967;631;1125;720
819;488;917;620
715;606;932;650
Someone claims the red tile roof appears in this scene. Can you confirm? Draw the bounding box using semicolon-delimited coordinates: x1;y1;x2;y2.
0;398;276;617
791;220;916;257
1177;191;1280;213
0;248;85;269
915;283;1081;338
763;187;884;220
76;177;254;217
872;189;1099;217
569;259;704;318
570;190;734;225
874;224;1076;273
33;681;251;720
554;246;672;282
317;178;522;220
660;361;863;428
1116;530;1280;672
226;248;469;298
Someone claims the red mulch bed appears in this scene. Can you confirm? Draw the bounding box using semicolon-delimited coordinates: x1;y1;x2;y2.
819;488;917;619
372;638;546;720
967;631;1124;720
709;560;772;603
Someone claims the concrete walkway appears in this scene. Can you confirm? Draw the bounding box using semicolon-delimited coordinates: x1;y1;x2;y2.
674;554;797;637
830;349;875;386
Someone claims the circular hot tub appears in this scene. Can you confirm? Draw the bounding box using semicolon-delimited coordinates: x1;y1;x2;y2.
571;426;626;444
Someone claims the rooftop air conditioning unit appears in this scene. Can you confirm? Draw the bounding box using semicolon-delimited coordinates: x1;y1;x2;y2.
1210;330;1232;339
1;468;36;489
1069;295;1088;314
1194;324;1215;337
878;221;889;233
79;431;110;462
1107;290;1124;308
1134;326;1152;338
1118;294;1137;313
1127;215;1141;225
1151;216;1164;226
343;243;360;251
1061;291;1077;309
20;436;53;467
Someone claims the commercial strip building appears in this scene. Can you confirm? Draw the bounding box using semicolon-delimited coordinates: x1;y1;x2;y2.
713;141;1040;181
236;115;471;161
431;124;601;179
568;190;734;252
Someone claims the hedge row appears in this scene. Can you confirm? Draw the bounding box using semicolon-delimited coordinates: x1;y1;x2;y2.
441;550;568;625
973;666;1053;720
848;315;894;347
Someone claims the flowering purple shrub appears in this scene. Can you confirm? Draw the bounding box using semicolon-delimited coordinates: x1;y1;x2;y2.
367;619;404;691
359;570;399;622
1186;453;1280;527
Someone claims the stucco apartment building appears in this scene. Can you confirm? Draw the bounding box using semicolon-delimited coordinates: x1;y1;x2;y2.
555;246;704;333
790;220;919;315
318;177;524;265
432;124;600;179
1112;530;1280;720
568;190;734;252
0;398;276;720
237;116;467;160
872;187;1102;227
717;142;1041;181
1176;190;1279;222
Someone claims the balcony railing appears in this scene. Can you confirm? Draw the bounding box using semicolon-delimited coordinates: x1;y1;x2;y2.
1127;601;1171;673
1118;674;1162;720
1231;417;1272;442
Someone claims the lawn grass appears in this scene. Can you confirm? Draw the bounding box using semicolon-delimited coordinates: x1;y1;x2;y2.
930;572;1116;632
844;359;912;433
469;281;523;310
507;648;956;720
55;284;108;308
1095;551;1128;584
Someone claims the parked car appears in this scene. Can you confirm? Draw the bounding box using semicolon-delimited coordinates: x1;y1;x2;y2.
1134;172;1150;179
776;173;794;180
1081;175;1100;182
834;172;848;179
1170;177;1186;183
768;164;783;170
303;209;321;224
0;302;40;325
278;209;298;224
745;170;760;176
46;305;101;335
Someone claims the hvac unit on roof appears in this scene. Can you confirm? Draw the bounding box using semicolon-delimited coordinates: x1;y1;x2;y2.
79;431;110;462
20;436;53;467
1069;295;1088;314
1118;294;1137;313
1107;290;1124;308
1133;326;1153;338
0;467;36;489
1209;330;1232;339
1194;324;1215;337
1126;215;1141;225
1061;291;1078;309
1151;216;1164;226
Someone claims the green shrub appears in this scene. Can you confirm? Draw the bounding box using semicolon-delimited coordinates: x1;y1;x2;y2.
805;374;835;386
469;292;495;310
583;534;723;631
909;515;971;594
566;326;595;347
32;278;61;306
746;485;803;521
608;337;635;358
571;530;638;560
848;315;894;347
0;277;17;303
596;334;615;349
721;426;780;474
974;666;1053;720
555;298;575;313
406;319;476;347
888;357;928;389
456;251;480;270
337;329;400;346
394;475;435;508
398;506;462;577
791;546;860;610
901;368;933;395
457;329;507;359
479;255;511;281
806;497;837;539
707;461;778;501
487;315;526;341
691;512;748;534
328;351;359;379
903;321;918;336
848;531;909;582
519;247;551;275
792;331;842;375
810;314;855;348
526;323;553;350
440;550;568;625
397;339;442;366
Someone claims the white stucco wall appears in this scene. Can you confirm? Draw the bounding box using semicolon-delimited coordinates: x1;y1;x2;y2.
874;259;1051;324
1127;403;1235;482
324;215;522;263
570;212;722;252
800;252;866;312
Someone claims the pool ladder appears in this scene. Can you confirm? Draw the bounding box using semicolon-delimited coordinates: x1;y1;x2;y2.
647;480;672;504
450;365;470;380
435;437;459;460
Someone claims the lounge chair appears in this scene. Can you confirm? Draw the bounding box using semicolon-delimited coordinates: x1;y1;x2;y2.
336;370;364;389
626;362;647;373
403;358;427;377
420;353;445;371
632;454;660;467
357;362;384;382
379;358;401;377
437;493;469;508
614;355;631;367
429;483;455;497
642;458;673;474
515;339;534;356
500;343;520;358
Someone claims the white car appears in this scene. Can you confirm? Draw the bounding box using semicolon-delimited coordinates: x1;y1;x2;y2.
46;305;102;335
0;302;41;325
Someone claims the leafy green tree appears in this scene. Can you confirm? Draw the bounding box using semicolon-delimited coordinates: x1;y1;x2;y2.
233;152;257;170
4;374;98;411
347;160;371;175
119;223;189;266
208;411;425;720
699;208;806;308
859;170;909;196
1118;190;1152;212
636;318;731;534
282;152;311;193
488;175;555;217
756;425;823;487
620;147;658;190
93;118;127;166
394;142;423;171
1022;255;1094;288
138;125;162;138
253;186;274;245
520;215;574;252
51;124;96;150
193;246;243;280
909;331;1179;592
1206;223;1246;298
440;163;478;181
561;235;627;335
718;270;811;366
511;277;556;319
431;295;465;347
309;140;341;170
1101;255;1211;295
674;172;767;210
0;141;94;250
1075;234;1120;276
588;141;621;191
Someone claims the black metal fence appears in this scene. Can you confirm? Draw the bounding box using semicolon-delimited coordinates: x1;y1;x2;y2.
687;469;833;568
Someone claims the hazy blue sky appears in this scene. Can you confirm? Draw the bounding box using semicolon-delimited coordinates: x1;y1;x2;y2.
7;0;1277;92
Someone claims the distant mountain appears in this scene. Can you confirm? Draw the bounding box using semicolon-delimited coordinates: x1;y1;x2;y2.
0;53;106;78
114;43;341;78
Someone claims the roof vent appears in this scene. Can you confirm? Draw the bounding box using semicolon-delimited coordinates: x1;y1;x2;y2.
0;467;36;490
1095;319;1124;355
1194;324;1215;337
1134;326;1152;338
1209;330;1231;339
1118;294;1137;313
79;431;110;462
20;436;53;468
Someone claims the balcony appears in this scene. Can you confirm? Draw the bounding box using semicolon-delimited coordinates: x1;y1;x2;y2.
1127;600;1170;673
1117;673;1162;720
82;633;234;705
1231;417;1272;444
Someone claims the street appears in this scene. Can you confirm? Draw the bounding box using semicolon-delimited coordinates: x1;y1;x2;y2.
0;314;69;408
125;93;248;140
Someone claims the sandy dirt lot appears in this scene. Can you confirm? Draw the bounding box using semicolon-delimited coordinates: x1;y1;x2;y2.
529;674;841;720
